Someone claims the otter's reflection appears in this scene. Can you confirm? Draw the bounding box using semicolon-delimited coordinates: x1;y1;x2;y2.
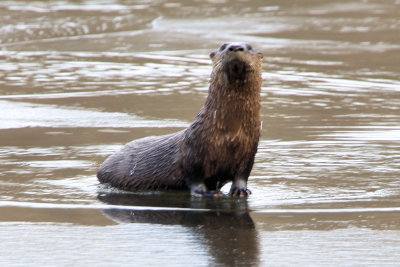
98;192;259;266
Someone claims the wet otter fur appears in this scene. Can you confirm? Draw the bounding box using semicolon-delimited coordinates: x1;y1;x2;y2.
97;43;263;197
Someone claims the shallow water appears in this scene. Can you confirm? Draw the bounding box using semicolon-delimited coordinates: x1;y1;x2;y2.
1;0;400;266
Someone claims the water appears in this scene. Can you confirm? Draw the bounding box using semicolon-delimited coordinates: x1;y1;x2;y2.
1;0;400;266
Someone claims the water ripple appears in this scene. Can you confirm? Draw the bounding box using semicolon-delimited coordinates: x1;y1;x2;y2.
0;100;188;129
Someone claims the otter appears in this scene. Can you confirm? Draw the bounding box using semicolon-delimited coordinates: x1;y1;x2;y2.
97;42;263;197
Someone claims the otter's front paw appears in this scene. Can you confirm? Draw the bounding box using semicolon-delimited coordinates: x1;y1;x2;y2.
229;178;251;197
229;187;251;197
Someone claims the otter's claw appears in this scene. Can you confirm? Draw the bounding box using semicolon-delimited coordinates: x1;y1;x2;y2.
192;189;223;198
190;183;222;198
229;188;251;197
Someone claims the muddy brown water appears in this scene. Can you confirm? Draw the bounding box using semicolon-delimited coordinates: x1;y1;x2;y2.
1;0;400;266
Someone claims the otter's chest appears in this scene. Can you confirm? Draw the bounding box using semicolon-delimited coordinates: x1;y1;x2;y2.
198;127;256;179
217;129;252;154
206;126;256;164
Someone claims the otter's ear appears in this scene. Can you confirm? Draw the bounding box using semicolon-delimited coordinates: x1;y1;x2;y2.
210;51;216;59
257;52;263;59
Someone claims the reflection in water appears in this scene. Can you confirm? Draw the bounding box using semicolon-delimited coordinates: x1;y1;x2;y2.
98;192;259;266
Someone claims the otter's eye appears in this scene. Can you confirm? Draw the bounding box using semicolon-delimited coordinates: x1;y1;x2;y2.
220;43;228;51
246;44;253;50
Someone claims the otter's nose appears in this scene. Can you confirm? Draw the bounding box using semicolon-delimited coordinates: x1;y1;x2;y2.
228;45;245;52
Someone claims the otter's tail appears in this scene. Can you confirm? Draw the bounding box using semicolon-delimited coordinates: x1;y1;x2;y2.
97;130;186;191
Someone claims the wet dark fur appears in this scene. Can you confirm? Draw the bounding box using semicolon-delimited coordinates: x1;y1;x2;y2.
97;43;263;196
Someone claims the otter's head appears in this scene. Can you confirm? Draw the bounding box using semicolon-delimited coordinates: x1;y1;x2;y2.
210;42;263;84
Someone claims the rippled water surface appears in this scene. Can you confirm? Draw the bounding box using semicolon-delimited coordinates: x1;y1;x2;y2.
1;0;400;266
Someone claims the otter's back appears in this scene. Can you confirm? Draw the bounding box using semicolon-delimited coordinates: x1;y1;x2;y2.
97;130;186;191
